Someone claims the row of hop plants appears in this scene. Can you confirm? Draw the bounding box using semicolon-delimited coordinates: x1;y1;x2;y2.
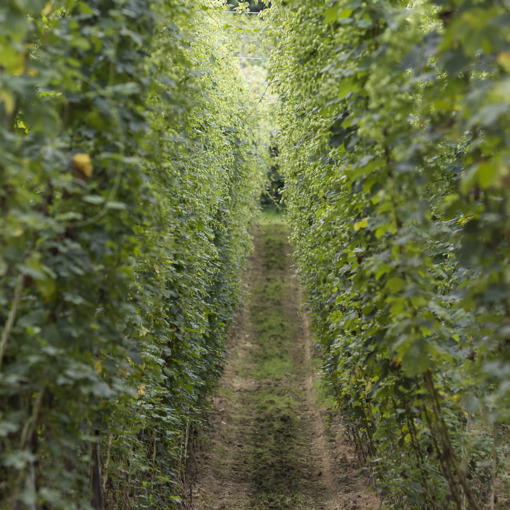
0;0;263;508
267;0;510;507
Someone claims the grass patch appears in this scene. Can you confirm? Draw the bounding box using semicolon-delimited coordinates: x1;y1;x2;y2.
254;280;286;304
249;387;304;507
259;224;289;271
259;204;286;224
252;387;298;409
252;316;290;346
312;378;337;410
245;222;319;509
256;357;292;380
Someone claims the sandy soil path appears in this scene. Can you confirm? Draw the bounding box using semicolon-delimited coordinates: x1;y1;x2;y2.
186;221;380;510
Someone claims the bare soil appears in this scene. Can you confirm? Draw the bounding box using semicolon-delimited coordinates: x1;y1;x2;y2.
186;220;380;510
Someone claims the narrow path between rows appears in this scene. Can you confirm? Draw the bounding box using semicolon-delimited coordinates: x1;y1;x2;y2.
189;220;379;510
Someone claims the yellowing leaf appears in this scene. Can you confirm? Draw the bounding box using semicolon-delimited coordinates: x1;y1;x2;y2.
42;1;55;17
354;218;368;231
0;91;15;115
137;384;146;396
497;52;510;73
456;215;472;226
72;153;93;178
94;360;103;374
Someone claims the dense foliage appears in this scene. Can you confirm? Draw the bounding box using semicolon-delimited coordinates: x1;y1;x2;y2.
227;0;269;12
268;0;510;507
0;0;262;508
260;141;284;207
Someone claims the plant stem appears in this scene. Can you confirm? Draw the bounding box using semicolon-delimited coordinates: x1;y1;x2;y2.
0;274;24;369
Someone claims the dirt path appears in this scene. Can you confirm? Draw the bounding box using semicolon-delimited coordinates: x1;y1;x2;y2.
188;221;380;510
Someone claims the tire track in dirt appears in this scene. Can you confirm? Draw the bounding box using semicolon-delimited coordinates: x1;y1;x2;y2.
188;220;380;510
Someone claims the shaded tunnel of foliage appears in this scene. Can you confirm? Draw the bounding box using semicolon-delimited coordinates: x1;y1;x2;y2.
268;0;510;508
0;0;262;507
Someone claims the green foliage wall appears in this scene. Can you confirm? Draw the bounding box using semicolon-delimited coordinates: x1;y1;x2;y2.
0;0;262;508
268;0;510;507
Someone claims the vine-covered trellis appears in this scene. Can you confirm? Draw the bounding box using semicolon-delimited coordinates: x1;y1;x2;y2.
268;0;510;507
0;1;262;507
